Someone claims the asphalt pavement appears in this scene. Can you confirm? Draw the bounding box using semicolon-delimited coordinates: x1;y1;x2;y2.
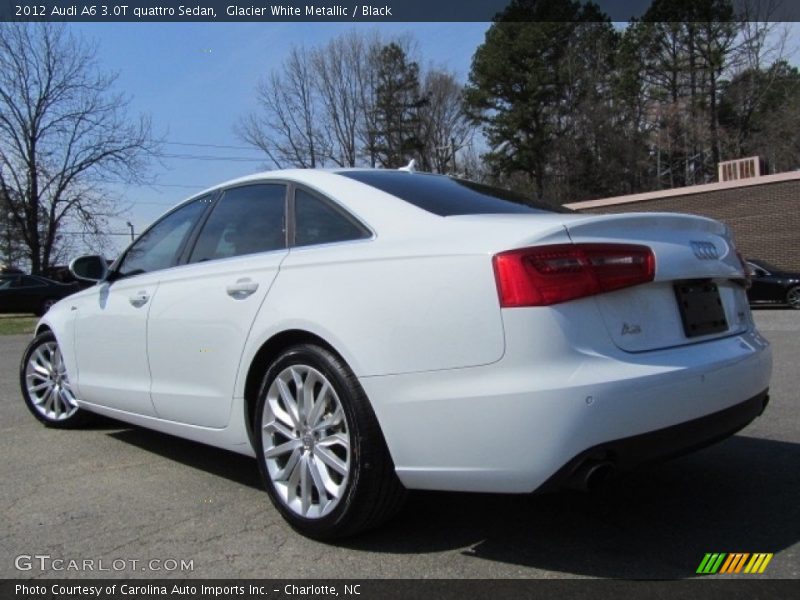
1;310;798;579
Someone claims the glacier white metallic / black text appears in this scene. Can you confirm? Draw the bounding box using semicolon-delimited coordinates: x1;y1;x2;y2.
20;169;772;538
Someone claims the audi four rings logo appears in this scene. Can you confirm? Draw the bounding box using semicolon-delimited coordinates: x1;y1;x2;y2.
690;241;719;260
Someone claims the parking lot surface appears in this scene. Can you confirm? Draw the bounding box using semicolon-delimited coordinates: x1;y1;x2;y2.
1;310;798;579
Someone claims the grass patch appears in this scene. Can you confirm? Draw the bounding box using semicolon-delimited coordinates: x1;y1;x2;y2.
0;314;37;336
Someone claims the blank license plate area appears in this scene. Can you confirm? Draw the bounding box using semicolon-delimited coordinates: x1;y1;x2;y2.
674;280;728;338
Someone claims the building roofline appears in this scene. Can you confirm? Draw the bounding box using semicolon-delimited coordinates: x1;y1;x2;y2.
564;170;800;210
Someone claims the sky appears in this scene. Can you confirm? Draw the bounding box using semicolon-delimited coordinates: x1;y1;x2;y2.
68;22;493;257
62;20;799;258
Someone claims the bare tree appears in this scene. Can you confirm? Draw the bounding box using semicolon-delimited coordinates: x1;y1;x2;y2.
311;32;368;167
0;190;26;268
417;69;475;174
239;30;434;171
0;23;157;274
237;47;330;169
736;0;793;72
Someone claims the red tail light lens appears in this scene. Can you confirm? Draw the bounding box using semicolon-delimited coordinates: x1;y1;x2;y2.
493;243;656;307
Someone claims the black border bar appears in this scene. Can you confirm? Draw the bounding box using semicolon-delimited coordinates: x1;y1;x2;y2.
3;1;800;23
3;579;800;600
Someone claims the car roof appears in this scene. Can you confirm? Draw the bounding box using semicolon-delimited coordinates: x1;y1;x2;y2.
154;169;441;243
154;168;573;253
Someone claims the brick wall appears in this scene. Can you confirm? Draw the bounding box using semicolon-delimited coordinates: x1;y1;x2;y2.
573;178;800;272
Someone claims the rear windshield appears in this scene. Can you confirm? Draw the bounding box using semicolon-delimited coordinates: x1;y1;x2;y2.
338;170;568;216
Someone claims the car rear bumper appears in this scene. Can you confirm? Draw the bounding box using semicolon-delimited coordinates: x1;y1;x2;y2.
538;388;769;492
360;314;773;494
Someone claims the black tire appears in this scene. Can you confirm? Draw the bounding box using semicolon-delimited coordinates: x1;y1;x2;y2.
254;343;406;540
19;331;94;428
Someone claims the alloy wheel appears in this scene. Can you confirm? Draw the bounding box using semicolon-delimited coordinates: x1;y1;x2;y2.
24;341;79;421
261;365;351;519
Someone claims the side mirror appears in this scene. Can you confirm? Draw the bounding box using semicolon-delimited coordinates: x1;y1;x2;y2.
69;255;109;283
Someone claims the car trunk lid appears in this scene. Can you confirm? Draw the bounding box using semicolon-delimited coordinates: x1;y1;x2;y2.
563;212;751;352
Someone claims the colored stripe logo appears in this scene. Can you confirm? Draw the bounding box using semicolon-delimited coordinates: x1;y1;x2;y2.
696;553;773;574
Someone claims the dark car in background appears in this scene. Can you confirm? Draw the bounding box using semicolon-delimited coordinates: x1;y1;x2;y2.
746;259;800;310
0;274;79;316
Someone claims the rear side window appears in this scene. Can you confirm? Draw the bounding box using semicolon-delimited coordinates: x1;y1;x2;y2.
189;184;287;263
338;171;568;216
294;189;369;247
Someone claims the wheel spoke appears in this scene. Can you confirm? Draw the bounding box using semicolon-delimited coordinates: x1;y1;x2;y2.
307;455;330;503
312;455;341;498
31;363;49;377
307;381;330;427
33;385;51;406
53;389;61;417
289;368;307;423
300;455;311;515
34;348;52;372
274;447;302;481
286;451;304;503
276;377;301;428
264;419;295;441
301;370;318;425
317;432;349;449
28;380;50;393
59;388;75;410
315;404;344;431
268;397;296;430
61;380;75;400
263;437;302;459
315;445;348;477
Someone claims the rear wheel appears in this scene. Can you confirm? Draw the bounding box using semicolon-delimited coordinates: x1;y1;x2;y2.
254;344;405;539
20;331;93;428
787;286;800;309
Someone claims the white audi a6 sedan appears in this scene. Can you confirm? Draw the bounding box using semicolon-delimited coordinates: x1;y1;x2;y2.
20;169;772;539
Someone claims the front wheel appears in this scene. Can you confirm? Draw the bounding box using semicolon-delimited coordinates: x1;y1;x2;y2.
787;286;800;310
254;344;405;539
19;331;93;428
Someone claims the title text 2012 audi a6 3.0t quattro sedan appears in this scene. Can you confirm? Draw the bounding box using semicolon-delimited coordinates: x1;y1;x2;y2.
20;168;772;539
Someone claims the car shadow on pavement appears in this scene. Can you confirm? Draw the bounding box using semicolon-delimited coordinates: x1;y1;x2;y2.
107;426;262;490
104;426;799;579
344;435;800;579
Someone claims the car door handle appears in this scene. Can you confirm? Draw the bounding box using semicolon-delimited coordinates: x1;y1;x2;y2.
226;278;259;299
129;291;150;308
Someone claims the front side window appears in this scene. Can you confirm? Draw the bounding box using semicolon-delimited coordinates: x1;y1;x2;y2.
189;184;286;263
117;196;209;278
294;189;369;247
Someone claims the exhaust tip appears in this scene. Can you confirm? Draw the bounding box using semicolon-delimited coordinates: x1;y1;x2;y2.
566;459;615;492
584;462;613;490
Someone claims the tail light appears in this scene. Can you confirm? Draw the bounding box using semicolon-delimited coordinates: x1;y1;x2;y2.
493;243;656;307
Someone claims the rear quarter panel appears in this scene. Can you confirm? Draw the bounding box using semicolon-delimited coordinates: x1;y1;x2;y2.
237;240;506;386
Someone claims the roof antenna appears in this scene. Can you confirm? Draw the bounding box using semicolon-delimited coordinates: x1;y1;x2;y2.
398;159;416;173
